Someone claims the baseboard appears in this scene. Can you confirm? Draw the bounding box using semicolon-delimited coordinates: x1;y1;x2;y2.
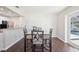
68;41;79;50
56;37;65;43
52;37;66;43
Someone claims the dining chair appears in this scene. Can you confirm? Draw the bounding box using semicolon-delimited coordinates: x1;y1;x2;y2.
23;26;32;52
33;26;37;30
23;27;27;52
44;28;53;52
31;30;44;52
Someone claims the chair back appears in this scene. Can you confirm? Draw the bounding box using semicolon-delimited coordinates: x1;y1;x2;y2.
23;26;27;35
23;26;27;52
33;26;37;30
43;28;53;52
49;28;53;39
31;30;44;44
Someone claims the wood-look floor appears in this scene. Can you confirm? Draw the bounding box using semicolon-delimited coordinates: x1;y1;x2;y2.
6;37;79;52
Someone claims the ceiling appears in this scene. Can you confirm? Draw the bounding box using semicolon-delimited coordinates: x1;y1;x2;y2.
0;6;67;17
0;6;20;17
20;6;67;14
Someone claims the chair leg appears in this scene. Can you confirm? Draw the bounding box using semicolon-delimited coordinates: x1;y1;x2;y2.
24;38;26;52
50;46;51;52
32;44;35;52
41;44;44;52
50;40;52;52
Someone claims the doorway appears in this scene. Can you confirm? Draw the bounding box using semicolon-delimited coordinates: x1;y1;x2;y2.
66;10;79;49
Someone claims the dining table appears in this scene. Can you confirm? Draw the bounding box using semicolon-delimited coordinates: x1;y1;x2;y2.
24;28;52;52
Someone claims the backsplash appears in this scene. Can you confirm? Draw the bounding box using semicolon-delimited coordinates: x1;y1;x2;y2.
0;16;22;29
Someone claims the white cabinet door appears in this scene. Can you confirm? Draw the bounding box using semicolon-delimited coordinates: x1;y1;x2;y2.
0;33;3;51
4;30;15;49
4;29;24;50
4;30;11;49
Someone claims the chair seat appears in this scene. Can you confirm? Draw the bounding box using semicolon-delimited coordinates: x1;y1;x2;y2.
44;35;50;39
44;44;49;47
26;35;32;39
44;46;50;50
33;39;42;44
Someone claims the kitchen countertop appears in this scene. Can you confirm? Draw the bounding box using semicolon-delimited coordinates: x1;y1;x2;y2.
0;27;23;33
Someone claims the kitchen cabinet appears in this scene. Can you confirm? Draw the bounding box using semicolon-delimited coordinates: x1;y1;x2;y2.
0;28;24;51
0;32;4;51
4;28;24;50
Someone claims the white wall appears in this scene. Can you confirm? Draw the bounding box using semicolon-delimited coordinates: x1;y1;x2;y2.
57;6;79;42
22;13;57;36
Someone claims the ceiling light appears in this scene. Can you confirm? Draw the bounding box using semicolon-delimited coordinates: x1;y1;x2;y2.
0;11;2;13
15;6;20;8
0;8;4;11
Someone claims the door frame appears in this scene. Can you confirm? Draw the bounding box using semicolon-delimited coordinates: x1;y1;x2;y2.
65;10;79;48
